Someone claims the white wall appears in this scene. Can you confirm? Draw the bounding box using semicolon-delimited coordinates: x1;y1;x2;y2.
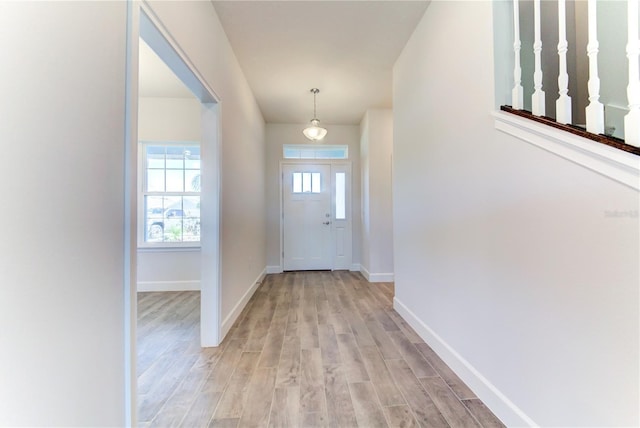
265;124;361;271
360;109;394;281
137;97;202;290
0;2;127;425
144;1;266;337
138;97;201;141
394;2;638;427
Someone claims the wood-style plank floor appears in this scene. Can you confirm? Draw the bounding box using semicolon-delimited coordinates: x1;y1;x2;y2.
137;271;504;428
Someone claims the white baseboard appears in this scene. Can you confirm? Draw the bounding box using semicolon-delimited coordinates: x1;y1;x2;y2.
137;280;200;292
360;265;394;282
393;297;537;427
220;268;266;339
266;265;283;274
350;263;361;272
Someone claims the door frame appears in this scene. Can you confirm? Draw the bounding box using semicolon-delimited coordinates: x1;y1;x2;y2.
279;160;352;271
124;3;222;425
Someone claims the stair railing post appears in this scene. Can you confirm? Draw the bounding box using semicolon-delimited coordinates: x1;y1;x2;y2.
512;0;524;109
556;0;572;124
624;0;640;147
532;0;546;116
585;0;605;134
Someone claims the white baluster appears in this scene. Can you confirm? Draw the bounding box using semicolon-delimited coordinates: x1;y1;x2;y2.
624;0;640;147
556;0;572;124
585;0;604;134
532;0;546;116
512;0;524;109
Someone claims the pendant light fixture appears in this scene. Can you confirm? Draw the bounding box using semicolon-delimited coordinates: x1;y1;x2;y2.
303;88;328;141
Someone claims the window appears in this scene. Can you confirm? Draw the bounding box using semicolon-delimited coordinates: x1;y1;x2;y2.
335;172;346;219
283;144;348;159
292;172;321;193
140;143;201;246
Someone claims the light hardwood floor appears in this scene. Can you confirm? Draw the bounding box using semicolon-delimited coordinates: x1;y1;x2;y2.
137;271;504;428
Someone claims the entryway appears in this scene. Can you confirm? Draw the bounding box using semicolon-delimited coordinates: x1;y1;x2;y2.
281;162;352;271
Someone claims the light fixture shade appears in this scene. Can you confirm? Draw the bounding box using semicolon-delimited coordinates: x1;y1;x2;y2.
303;119;327;141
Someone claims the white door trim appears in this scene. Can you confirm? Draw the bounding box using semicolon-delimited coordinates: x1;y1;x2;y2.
125;4;222;425
279;160;352;271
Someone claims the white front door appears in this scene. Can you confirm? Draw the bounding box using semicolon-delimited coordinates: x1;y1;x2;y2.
283;164;332;270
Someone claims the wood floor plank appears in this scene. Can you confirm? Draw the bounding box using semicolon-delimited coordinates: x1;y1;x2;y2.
359;346;405;407
462;399;506;428
336;333;370;383
318;324;341;366
420;376;480;427
276;335;301;387
237;367;277;427
387;330;438;378
178;390;222;428
328;312;353;335
202;338;247;393
245;301;277;352
385;310;423;343
316;297;330;325
213;351;261;419
208;417;239;428
375;310;401;332
348;381;389;428
300;348;326;413
383;405;420;428
149;368;208;428
348;316;377;348
259;327;286;368
414;342;477;400
386;359;449;428
138;352;199;422
365;319;402;360
323;365;358;428
269;387;300;428
302;411;329;427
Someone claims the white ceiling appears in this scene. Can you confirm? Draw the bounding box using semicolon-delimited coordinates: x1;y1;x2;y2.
138;1;430;125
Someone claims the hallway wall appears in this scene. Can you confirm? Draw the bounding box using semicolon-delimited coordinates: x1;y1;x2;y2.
0;2;128;425
360;109;394;281
393;1;639;426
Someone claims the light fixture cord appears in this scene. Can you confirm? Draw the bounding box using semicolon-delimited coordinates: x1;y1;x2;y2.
313;91;317;120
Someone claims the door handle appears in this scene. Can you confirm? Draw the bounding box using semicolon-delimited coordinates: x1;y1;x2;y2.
323;221;331;225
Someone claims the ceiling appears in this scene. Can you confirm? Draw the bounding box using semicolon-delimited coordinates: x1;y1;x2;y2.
139;1;431;126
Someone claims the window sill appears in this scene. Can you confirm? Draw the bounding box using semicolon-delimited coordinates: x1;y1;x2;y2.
492;109;640;191
137;246;201;253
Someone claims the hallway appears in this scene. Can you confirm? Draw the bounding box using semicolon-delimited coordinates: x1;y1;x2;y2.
137;271;504;427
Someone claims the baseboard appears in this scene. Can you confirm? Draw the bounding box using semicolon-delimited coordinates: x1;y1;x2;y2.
393;297;537;427
137;280;200;292
266;265;283;274
360;265;394;282
220;268;266;339
350;263;361;272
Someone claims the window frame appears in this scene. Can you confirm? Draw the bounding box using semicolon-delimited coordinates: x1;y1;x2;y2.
283;144;349;160
137;141;202;249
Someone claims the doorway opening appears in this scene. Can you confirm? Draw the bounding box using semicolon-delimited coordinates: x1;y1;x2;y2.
125;4;221;425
